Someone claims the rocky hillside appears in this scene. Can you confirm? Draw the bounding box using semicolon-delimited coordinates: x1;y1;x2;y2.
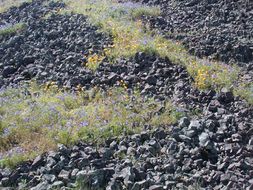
0;0;252;190
133;0;253;65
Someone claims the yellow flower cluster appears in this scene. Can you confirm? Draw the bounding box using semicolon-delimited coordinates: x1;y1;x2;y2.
195;68;210;89
102;45;114;57
76;84;85;94
84;54;105;70
87;54;104;64
119;80;128;90
44;81;58;91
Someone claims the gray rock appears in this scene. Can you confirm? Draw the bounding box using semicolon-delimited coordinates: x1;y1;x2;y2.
46;157;57;168
7;36;22;47
119;167;135;186
145;75;157;85
1;177;10;187
248;137;253;146
58;170;70;183
70;168;79;180
246;184;253;190
165;181;176;188
205;119;219;132
199;132;210;147
231;134;242;142
58;144;70;157
148;139;160;149
106;179;122;190
131;180;149;190
30;182;49;190
153;129;166;140
146;140;161;155
110;141;118;150
189;120;203;132
76;168;114;188
48;151;60;160
42;174;56;183
220;173;231;184
51;181;64;189
178;135;191;143
76;170;87;181
118;145;127;154
140;132;150;142
31;155;45;169
218;88;234;103
88;170;105;188
100;148;113;159
108;73;119;84
178;117;190;128
149;185;163;190
185;129;197;138
218;162;229;171
164;163;175;173
2;66;16;78
76;157;89;169
127;147;136;156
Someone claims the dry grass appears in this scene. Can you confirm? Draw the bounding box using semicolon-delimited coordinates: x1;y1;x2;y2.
0;82;183;168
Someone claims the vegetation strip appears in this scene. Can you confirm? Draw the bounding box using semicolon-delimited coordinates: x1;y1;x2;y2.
0;23;26;36
0;0;251;168
65;0;252;104
0;83;182;168
65;0;239;92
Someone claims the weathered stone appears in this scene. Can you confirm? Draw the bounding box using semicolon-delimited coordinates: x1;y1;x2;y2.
51;181;64;189
30;182;49;190
178;117;190;128
58;170;70;183
149;185;163;190
31;155;45;169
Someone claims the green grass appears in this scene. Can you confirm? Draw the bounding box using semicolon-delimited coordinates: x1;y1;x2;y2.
64;0;239;93
234;82;253;105
0;152;37;169
0;82;183;168
0;0;32;13
0;23;26;37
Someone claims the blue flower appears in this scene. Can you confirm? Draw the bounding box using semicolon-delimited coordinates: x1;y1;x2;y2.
80;121;89;127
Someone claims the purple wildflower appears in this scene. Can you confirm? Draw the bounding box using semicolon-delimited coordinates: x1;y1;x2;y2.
120;2;142;9
79;121;89;127
2;128;10;137
5;146;25;158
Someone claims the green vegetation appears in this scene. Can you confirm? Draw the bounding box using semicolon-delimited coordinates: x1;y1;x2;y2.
0;152;37;169
234;82;253;105
65;0;239;92
0;23;26;37
84;53;106;71
0;0;251;171
0;0;31;13
0;82;182;168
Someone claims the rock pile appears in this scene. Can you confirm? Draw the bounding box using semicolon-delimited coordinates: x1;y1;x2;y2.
0;0;253;189
0;11;111;87
1;113;253;189
132;0;253;66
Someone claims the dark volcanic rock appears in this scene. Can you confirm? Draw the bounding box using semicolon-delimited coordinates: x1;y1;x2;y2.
132;0;253;66
0;2;111;88
0;0;253;190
